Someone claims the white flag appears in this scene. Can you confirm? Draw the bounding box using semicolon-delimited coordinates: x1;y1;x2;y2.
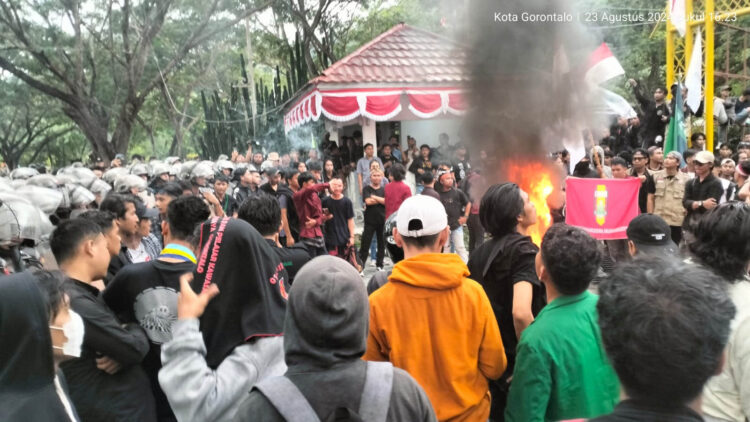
595;87;638;119
671;0;687;37
685;28;702;113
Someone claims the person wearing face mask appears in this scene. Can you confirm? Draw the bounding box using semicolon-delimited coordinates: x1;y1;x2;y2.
50;218;157;422
32;270;84;422
0;271;80;422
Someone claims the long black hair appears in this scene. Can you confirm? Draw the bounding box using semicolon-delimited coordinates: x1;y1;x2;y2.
480;183;523;238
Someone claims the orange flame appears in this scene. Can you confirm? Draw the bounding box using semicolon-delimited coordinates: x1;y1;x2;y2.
504;161;555;246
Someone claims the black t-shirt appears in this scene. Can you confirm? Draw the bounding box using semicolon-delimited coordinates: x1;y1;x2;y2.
379;154;399;168
322;196;354;247
438;188;469;230
362;185;386;226
420;186;442;201
264;239;310;285
453;159;471;183
683;173;725;224
630;169;656;213
103;259;195;421
217;193;238;216
408;157;433;177
276;186;300;242
735;98;750;114
467;233;546;373
589;399;703;422
633;85;670;147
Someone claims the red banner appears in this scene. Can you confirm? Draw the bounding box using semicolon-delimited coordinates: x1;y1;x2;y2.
565;177;640;240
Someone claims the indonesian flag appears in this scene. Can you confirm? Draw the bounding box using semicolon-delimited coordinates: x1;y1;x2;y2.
670;0;687;37
565;177;640;240
584;43;625;86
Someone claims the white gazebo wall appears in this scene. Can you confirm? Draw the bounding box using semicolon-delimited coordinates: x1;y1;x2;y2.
324;121;339;144
362;119;378;149
400;118;462;149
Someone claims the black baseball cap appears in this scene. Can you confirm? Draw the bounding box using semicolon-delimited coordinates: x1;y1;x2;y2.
626;214;676;255
134;199;159;220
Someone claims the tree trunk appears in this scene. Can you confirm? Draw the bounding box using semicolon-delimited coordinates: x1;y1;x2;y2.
110;96;147;155
169;132;182;156
62;105;113;162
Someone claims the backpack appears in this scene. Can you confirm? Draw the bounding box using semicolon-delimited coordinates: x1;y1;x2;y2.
255;361;394;422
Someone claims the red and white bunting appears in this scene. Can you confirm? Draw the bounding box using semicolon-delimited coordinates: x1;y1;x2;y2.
284;87;466;133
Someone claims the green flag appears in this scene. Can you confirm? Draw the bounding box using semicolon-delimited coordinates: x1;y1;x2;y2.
664;85;687;166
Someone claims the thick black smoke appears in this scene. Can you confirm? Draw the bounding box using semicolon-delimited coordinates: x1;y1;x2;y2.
463;0;599;178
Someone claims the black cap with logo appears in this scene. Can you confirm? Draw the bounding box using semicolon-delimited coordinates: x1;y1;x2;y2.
626;214;677;255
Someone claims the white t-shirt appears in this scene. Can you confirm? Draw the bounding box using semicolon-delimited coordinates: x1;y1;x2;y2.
127;242;151;263
703;278;750;421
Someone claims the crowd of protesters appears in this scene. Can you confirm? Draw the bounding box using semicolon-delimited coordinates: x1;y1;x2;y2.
1;114;750;422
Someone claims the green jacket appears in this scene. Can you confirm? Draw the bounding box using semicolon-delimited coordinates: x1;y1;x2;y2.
505;291;619;422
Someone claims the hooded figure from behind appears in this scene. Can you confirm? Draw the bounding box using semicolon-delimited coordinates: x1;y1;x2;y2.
158;217;289;422
235;256;437;422
0;272;75;421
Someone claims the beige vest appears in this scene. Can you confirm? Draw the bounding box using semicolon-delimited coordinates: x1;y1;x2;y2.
652;170;688;227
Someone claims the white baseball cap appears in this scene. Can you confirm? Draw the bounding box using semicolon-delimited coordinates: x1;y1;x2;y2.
396;195;448;238
694;150;715;164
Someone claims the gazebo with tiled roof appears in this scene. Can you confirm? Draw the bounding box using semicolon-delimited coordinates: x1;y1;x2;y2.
283;23;468;147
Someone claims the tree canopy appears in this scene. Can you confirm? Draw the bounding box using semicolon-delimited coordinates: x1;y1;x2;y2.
1;0;748;168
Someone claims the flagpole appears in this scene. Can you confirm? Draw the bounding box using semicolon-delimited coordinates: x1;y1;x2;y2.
666;4;675;98
705;0;715;152
649;5;666;39
685;0;694;65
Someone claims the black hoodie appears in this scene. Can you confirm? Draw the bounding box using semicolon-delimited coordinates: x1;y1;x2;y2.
234;256;436;421
0;272;75;421
191;217;288;369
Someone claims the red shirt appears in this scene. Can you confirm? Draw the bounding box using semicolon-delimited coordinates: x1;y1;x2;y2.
384;181;412;219
292;182;330;239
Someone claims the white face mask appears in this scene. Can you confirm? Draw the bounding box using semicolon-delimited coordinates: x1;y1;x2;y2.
51;309;85;358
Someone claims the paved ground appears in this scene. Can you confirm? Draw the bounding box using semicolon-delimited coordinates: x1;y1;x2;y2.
352;210;392;285
359;256;394;286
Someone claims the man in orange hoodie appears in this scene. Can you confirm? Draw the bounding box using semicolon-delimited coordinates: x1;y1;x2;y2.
364;195;506;421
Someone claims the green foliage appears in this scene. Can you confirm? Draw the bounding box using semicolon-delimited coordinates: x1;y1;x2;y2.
0;80;81;169
3;0;748;166
344;0;446;53
574;0;667;99
0;0;269;161
714;14;750;90
197;55;293;159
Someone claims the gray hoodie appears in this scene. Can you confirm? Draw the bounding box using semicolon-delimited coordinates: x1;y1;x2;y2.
158;320;285;422
234;256;436;421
